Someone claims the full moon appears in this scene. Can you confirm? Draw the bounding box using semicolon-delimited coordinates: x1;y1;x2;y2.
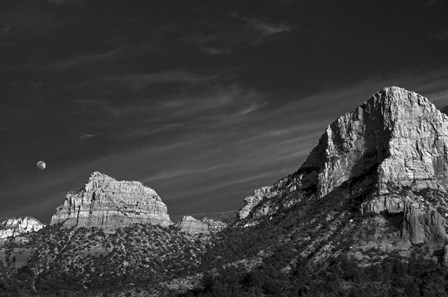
36;161;46;170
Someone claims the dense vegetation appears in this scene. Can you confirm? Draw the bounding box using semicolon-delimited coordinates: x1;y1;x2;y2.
0;223;208;296
181;255;448;297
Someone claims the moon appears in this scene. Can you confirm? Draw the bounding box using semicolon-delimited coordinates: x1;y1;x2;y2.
36;161;46;170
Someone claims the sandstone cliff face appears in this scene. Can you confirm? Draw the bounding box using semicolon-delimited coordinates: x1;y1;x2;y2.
178;216;209;234
237;87;448;251
0;217;44;240
237;187;276;220
51;172;172;229
402;202;446;245
294;86;448;199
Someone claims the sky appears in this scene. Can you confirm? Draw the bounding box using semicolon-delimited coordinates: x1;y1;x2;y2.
1;0;448;223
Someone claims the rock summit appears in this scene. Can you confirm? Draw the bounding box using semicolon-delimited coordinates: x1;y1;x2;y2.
51;171;172;229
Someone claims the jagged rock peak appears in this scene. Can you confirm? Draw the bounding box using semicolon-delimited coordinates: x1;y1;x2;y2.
0;217;45;240
297;86;448;198
178;216;210;234
238;87;448;226
51;171;172;229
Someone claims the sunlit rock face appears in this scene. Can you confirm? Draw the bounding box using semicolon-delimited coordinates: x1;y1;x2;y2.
402;202;446;245
50;172;172;229
296;86;448;199
178;216;210;234
237;187;277;220
237;87;448;247
0;217;44;240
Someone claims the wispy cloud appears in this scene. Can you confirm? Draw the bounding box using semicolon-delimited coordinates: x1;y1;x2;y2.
103;70;222;91
182;12;295;56
202;47;231;56
79;132;100;141
45;47;125;70
228;12;294;37
0;13;47;39
72;82;266;140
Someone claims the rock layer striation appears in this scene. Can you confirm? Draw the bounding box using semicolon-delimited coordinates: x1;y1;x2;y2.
51;172;172;229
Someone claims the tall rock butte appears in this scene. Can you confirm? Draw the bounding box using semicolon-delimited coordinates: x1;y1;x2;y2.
51;172;172;229
238;86;448;249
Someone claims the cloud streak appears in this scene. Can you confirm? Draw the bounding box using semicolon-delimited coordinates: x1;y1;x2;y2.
228;12;294;37
102;70;222;91
45;47;125;70
71;82;266;141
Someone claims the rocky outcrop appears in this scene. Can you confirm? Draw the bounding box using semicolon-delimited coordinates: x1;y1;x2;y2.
237;87;448;251
178;216;209;234
237;187;275;220
240;87;448;220
51;172;172;229
443;245;448;267
294;86;448;199
402;202;446;245
361;194;406;214
200;218;227;234
0;217;45;240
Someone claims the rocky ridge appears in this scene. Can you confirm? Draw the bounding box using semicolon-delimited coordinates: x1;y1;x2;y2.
200;217;227;234
0;217;44;240
178;216;210;234
237;187;276;221
237;86;448;259
50;171;172;229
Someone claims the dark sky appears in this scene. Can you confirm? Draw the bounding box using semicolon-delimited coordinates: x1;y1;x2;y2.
1;0;448;223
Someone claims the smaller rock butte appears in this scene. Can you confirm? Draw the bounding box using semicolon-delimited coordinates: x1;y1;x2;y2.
50;171;172;229
200;217;228;234
178;216;210;234
0;217;45;240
